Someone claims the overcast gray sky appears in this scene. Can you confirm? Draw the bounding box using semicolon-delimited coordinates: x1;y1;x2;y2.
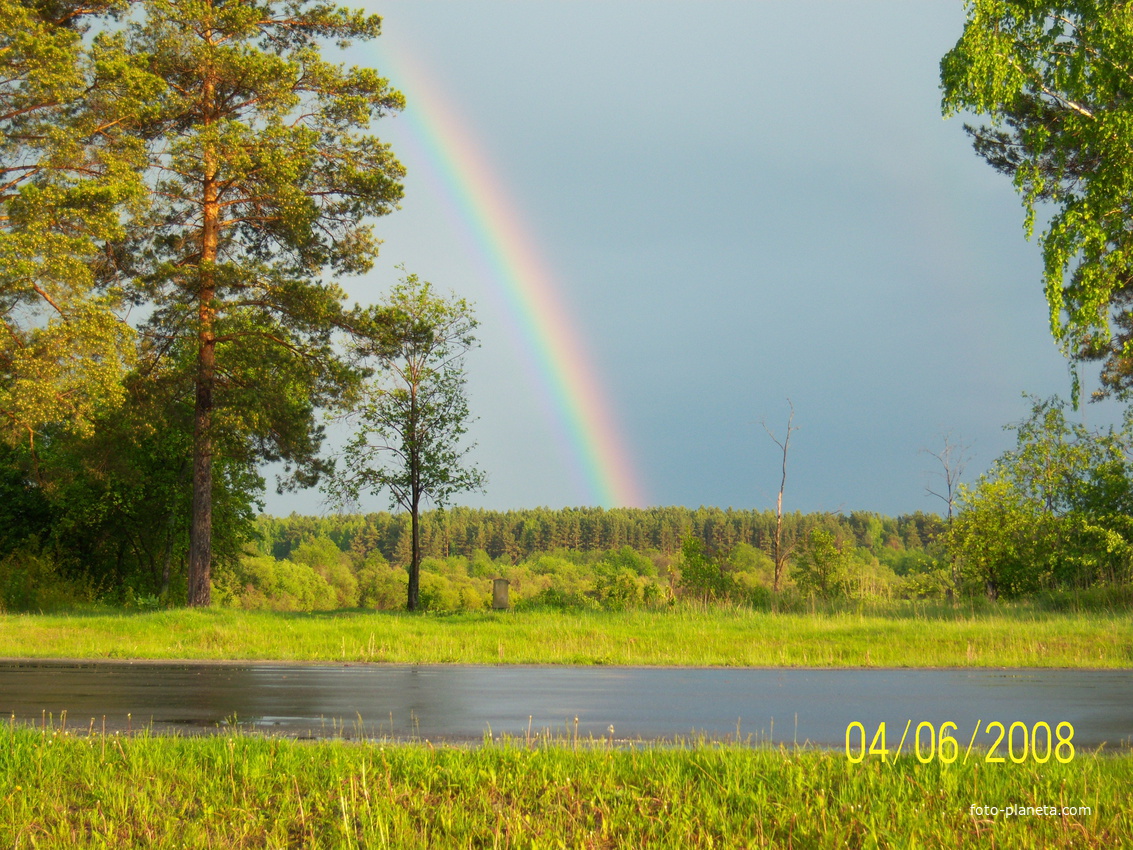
266;1;1124;518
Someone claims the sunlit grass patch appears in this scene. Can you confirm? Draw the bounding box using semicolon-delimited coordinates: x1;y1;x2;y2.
1;724;1130;848
0;606;1129;667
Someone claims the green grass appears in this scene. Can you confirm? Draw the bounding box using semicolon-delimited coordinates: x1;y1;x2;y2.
0;605;1129;667
2;724;1129;848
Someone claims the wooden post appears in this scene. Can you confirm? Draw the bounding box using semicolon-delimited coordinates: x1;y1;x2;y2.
492;578;510;610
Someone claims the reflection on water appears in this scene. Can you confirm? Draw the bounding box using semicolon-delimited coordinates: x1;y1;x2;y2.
0;662;1130;749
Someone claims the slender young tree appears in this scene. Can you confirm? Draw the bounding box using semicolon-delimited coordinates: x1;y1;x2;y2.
119;0;405;605
329;273;486;612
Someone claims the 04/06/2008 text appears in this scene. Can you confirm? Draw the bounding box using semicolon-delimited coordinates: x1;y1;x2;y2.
845;720;1075;765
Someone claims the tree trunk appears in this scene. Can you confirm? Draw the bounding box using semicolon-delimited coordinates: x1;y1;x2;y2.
773;491;784;592
407;495;420;611
188;280;215;606
188;61;218;608
406;374;421;611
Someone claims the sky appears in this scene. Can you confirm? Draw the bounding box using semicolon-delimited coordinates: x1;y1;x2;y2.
265;1;1127;518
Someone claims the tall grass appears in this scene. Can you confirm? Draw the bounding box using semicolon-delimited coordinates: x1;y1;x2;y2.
0;605;1128;667
1;723;1129;848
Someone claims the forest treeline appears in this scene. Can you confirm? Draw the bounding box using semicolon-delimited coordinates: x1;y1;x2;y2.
0;495;948;612
257;506;943;566
216;505;947;614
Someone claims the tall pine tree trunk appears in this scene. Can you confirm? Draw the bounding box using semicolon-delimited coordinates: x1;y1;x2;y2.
188;320;214;606
188;63;218;607
406;380;421;611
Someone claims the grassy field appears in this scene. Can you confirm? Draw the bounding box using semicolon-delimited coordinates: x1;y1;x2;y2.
0;605;1129;667
2;723;1128;848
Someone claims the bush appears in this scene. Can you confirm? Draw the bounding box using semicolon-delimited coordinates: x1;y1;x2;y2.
0;543;94;612
729;571;772;609
227;555;338;611
677;537;731;602
289;535;358;607
594;567;643;611
599;546;658;578
514;586;600;612
900;566;954;600
356;565;409;610
418;573;488;613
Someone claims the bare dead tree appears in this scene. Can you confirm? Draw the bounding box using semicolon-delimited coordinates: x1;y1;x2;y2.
922;431;972;595
922;432;972;523
762;400;799;593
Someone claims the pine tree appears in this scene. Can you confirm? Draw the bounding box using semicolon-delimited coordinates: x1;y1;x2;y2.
0;0;151;453
118;0;405;604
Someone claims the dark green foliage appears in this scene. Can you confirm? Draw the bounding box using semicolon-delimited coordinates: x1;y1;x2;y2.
0;541;95;612
0;444;52;556
793;527;851;598
677;536;731;603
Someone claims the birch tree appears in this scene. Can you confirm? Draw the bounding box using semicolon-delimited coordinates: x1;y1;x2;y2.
941;3;1133;397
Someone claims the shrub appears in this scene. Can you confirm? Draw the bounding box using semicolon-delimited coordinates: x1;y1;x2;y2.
353;565;407;610
289;536;358;607
599;545;657;578
227;555;338;611
514;586;600;612
594;567;643;611
417;573;488;613
0;543;93;612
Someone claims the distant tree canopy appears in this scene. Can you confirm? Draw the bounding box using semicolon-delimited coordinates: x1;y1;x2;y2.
254;505;945;568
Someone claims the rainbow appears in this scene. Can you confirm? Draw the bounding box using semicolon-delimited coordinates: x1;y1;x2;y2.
372;47;646;509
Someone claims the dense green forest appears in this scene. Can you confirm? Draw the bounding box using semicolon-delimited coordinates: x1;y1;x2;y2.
8;385;1133;613
5;392;1133;612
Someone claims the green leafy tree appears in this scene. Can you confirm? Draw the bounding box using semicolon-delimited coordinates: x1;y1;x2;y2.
677;536;730;603
947;396;1133;598
117;0;406;604
793;527;850;598
329;274;486;612
941;4;1133;395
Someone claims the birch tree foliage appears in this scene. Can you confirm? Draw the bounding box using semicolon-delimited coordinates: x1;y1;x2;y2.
0;0;152;448
119;0;406;604
330;274;485;612
940;2;1133;396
